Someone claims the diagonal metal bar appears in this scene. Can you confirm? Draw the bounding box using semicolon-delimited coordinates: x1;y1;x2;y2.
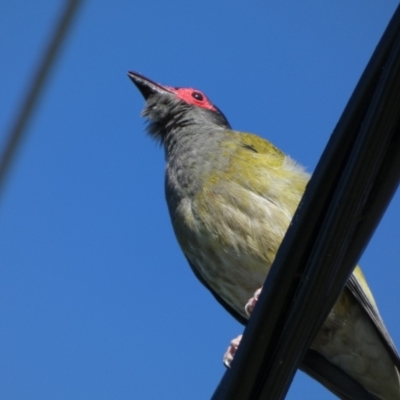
212;3;400;400
0;0;83;198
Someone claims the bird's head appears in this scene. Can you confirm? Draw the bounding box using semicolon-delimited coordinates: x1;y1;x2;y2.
128;71;231;143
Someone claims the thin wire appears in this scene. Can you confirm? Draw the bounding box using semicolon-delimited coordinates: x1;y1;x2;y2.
0;0;83;198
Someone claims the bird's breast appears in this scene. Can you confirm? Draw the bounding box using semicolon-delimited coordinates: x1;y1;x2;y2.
168;179;293;318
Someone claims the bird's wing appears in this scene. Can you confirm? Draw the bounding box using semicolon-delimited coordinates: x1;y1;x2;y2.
347;267;400;368
186;257;380;400
302;350;380;400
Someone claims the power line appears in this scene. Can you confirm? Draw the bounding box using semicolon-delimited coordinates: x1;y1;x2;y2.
0;0;83;198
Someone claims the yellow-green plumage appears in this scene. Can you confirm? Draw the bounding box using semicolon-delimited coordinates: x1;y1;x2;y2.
174;131;308;313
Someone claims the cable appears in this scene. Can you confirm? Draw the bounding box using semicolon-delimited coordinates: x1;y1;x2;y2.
0;0;83;198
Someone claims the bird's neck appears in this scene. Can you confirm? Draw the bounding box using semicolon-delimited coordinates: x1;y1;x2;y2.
164;126;229;201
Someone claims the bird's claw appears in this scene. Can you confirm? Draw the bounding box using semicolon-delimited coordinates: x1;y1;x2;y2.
223;287;263;367
223;334;242;368
245;287;262;317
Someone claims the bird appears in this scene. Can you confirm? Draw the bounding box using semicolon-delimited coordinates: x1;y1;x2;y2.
128;71;400;400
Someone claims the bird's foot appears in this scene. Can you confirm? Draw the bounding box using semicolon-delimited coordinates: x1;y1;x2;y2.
223;334;242;368
245;287;262;317
223;287;263;368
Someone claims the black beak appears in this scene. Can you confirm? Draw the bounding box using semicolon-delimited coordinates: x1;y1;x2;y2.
127;71;172;100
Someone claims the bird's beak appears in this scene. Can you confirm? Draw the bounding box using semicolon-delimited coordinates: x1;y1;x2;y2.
127;71;172;100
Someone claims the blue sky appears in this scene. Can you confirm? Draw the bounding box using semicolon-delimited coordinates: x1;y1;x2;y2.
1;2;400;399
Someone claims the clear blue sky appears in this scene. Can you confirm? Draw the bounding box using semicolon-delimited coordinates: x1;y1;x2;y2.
1;2;400;399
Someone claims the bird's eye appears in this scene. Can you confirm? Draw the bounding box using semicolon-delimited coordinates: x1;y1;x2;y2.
192;91;204;101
